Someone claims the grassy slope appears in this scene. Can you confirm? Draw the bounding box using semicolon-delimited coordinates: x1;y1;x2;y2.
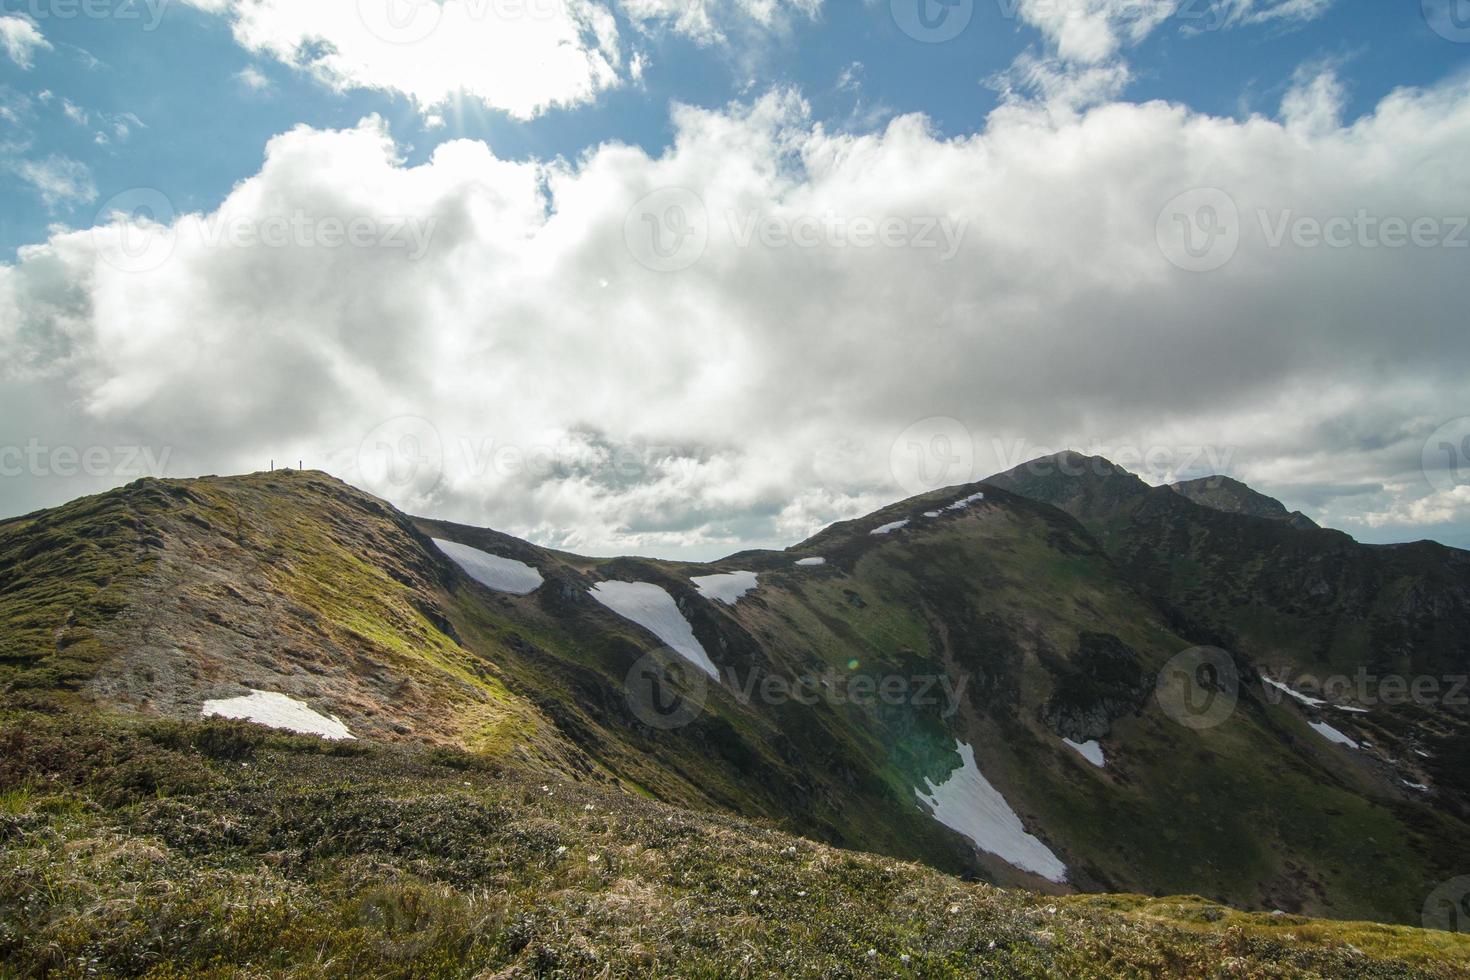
2;712;1468;979
2;471;1468;934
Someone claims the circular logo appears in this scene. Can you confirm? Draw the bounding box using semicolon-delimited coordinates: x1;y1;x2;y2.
93;188;177;274
1422;417;1470;496
890;417;975;497
891;0;974;42
1424;877;1470;932
624;649;709;730
1156;187;1240;273
357;416;444;499
624;187;709;273
1156;646;1240;730
358;0;443;44
1424;0;1470;42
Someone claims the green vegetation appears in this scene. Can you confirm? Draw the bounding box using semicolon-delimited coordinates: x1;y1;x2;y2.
2;712;1467;979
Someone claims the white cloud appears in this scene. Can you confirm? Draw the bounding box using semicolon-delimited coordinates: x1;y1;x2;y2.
180;0;822;119
620;0;821;45
236;66;272;92
1010;0;1334;64
2;75;1468;557
7;155;97;208
0;15;51;69
180;0;623;119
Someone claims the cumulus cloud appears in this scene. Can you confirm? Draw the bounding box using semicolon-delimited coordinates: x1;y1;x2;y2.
180;0;823;119
0;14;51;69
1;72;1468;557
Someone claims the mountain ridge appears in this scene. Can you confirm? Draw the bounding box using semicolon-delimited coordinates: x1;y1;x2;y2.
3;464;1470;936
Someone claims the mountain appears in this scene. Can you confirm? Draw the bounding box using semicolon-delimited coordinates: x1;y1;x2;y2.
989;452;1470;815
3;467;1470;974
1170;475;1320;530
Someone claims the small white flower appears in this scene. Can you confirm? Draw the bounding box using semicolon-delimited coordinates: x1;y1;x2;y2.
584;804;595;811
588;854;600;863
866;948;877;958
949;905;960;915
796;890;806;897
987;940;996;950
900;953;911;964
750;889;759;897
555;846;567;855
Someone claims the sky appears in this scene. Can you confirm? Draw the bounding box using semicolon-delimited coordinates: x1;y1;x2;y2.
1;0;1468;560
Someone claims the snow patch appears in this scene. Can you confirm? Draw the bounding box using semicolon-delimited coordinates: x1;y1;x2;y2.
588;581;718;679
1334;705;1370;714
434;539;543;595
915;742;1068;883
202;690;355;740
692;570;759;605
1261;675;1326;708
1062;738;1106;768
871;519;909;535
794;557;826;567
923;511;942;518
1309;720;1359;749
947;492;986;510
1403;780;1430;792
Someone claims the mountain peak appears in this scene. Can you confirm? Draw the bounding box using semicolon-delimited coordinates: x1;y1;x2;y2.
1169;475;1319;529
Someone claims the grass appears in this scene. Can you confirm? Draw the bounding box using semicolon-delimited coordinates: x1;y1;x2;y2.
2;712;1469;979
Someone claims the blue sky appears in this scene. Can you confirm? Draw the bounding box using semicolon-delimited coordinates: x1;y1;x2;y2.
2;0;1468;558
5;2;1465;259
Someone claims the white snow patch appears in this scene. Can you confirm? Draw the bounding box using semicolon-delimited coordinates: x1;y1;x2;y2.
1308;720;1359;749
692;570;759;605
794;557;826;567
947;492;986;510
871;519;909;535
434;539;543;595
1062;738;1106;768
915;742;1068;883
1415;749;1433;759
588;581;718;679
1403;780;1430;792
1334;704;1370;714
1262;675;1326;708
923;511;942;518
202;690;355;740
